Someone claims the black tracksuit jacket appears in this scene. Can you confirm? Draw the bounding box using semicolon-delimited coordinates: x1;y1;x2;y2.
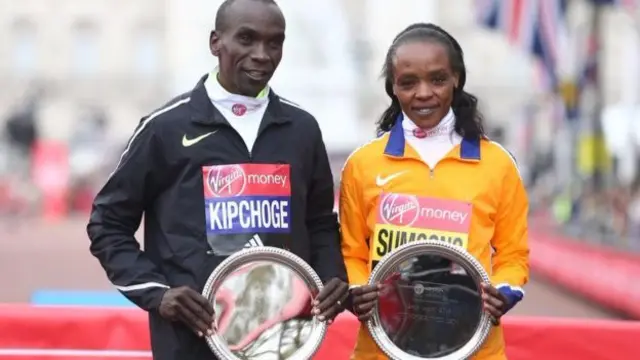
87;74;348;360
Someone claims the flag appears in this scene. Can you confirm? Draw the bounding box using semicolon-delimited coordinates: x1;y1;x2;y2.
537;0;568;70
476;0;538;49
475;0;567;91
593;0;638;9
476;0;575;124
531;24;556;91
507;0;539;49
617;0;639;9
532;0;569;91
475;0;500;29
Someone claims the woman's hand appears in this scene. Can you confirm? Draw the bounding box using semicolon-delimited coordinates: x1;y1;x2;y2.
350;284;383;322
481;283;509;325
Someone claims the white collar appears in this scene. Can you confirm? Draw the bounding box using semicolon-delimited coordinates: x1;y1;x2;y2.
402;108;456;139
204;71;270;114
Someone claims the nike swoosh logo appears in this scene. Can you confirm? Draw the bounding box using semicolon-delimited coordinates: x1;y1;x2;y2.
182;131;217;147
376;171;407;187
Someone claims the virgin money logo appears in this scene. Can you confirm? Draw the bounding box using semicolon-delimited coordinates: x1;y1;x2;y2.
207;165;247;197
232;104;247;116
379;193;419;226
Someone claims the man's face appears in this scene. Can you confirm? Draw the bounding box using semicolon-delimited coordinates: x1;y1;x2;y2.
210;1;286;97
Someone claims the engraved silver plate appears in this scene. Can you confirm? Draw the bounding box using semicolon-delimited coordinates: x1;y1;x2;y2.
367;240;492;360
201;246;328;360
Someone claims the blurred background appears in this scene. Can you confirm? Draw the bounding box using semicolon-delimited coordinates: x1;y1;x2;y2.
0;0;639;323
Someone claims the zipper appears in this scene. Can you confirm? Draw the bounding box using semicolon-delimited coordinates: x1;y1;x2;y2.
246;123;278;161
231;125;293;252
230;126;252;161
205;125;251;257
390;154;437;179
243;133;252;161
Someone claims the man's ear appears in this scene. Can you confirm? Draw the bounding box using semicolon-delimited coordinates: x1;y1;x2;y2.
210;30;221;56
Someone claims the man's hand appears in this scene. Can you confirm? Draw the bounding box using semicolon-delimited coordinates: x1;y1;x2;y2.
312;278;349;323
481;283;508;325
350;284;382;322
158;286;215;337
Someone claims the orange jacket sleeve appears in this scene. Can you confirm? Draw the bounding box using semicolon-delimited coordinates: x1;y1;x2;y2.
490;157;530;307
339;159;370;286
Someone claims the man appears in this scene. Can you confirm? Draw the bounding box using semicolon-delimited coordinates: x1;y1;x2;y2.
87;0;349;358
3;87;40;177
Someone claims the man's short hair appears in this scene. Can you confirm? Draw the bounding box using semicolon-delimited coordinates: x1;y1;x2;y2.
214;0;278;32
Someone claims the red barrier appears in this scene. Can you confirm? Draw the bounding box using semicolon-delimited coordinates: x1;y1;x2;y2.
1;304;639;360
529;230;640;318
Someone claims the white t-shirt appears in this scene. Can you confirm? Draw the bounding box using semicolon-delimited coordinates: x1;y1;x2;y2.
204;73;269;153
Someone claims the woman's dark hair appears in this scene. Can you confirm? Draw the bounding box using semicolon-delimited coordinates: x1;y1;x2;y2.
377;23;484;139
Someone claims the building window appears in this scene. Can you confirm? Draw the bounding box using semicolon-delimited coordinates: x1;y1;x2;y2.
72;21;99;76
11;19;37;76
133;24;161;76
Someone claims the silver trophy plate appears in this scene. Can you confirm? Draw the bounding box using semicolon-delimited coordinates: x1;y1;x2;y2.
367;240;492;360
201;246;327;360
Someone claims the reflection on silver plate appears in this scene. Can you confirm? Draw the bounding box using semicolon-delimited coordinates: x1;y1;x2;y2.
201;247;327;360
366;241;492;360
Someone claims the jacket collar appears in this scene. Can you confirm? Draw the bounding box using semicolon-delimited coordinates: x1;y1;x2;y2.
189;73;291;127
383;113;481;160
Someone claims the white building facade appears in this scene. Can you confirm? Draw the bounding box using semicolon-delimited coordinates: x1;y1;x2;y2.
0;0;167;141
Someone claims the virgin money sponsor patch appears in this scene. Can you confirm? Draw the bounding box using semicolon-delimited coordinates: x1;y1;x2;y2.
202;164;291;234
371;193;472;268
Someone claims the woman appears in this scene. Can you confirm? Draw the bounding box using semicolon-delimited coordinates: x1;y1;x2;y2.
340;23;529;360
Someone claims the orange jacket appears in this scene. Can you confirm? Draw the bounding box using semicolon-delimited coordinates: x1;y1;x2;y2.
339;124;529;360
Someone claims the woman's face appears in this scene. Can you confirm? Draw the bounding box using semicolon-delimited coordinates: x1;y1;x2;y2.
391;40;459;129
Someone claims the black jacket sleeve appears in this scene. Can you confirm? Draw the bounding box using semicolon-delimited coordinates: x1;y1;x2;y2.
87;117;169;311
306;128;348;284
